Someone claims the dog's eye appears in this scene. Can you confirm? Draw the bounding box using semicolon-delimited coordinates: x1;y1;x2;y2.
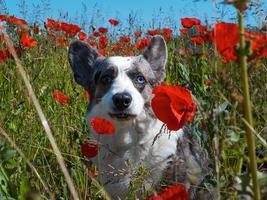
101;75;113;84
136;75;146;84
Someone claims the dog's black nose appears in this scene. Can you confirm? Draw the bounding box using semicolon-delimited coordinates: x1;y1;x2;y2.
112;92;132;110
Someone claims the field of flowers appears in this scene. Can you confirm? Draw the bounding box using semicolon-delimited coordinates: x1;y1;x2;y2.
0;1;267;200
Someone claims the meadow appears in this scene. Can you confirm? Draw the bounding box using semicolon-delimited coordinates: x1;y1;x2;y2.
0;1;267;200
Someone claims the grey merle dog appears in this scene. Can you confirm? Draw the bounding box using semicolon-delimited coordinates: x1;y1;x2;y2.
68;36;213;199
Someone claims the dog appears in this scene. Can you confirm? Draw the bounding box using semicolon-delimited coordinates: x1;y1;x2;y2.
68;36;212;199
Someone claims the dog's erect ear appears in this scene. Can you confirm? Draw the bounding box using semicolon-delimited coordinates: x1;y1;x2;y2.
143;35;167;83
68;40;101;91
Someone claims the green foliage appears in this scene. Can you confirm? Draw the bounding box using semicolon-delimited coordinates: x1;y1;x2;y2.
0;32;266;199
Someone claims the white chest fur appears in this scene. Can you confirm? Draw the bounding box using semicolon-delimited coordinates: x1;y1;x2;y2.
87;111;183;199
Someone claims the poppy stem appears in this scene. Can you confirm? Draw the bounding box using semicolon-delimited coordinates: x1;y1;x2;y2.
237;10;261;200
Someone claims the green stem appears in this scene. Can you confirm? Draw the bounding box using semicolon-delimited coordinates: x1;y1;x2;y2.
237;10;261;200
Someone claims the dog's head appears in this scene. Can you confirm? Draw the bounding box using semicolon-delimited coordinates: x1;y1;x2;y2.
68;36;167;124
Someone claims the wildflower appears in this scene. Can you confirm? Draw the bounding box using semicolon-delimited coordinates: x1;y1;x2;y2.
162;28;172;36
147;29;161;36
214;22;239;63
98;27;108;34
93;31;100;37
181;18;200;28
46;18;81;38
87;40;97;47
191;36;205;45
180;28;188;35
61;22;81;38
98;49;106;56
52;90;70;105
135;38;150;50
162;28;173;42
0;49;9;62
33;24;40;34
90;118;116;135
108;18;119;26
81;141;98;158
151;86;196;131
148;184;189;200
134;31;142;37
0;15;6;21
111;45;124;51
195;25;207;34
56;37;69;46
79;31;87;40
46;18;61;31
20;33;37;48
99;36;108;49
119;36;131;43
6;15;27;27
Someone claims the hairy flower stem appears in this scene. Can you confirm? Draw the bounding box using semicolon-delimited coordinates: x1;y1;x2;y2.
237;10;261;200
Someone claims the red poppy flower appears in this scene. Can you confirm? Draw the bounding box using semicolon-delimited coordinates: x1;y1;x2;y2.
151;86;196;131
135;38;150;50
111;45;124;51
83;90;90;101
195;25;207;34
87;40;97;47
79;31;87;40
108;18;119;26
148;184;189;200
98;27;108;34
46;18;61;31
56;37;69;46
0;49;9;62
181;18;201;28
124;48;133;56
134;31;142;37
90;118;115;135
93;31;100;37
180;28;188;35
162;28;172;36
147;29;161;36
20;33;37;48
214;22;239;63
98;49;106;56
46;18;81;38
61;22;81;38
0;15;6;21
81;141;98;158
119;36;131;43
99;36;108;49
191;36;205;45
52;90;70;105
4;15;27;28
245;31;267;60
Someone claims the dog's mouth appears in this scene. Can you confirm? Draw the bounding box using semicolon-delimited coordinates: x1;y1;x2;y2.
109;112;136;121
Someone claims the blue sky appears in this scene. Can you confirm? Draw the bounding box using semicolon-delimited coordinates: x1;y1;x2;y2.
2;0;267;30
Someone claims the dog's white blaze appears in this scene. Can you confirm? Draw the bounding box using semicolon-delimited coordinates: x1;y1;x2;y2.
101;56;144;116
108;56;132;70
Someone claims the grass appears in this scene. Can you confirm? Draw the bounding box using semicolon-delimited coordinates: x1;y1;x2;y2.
0;15;267;200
